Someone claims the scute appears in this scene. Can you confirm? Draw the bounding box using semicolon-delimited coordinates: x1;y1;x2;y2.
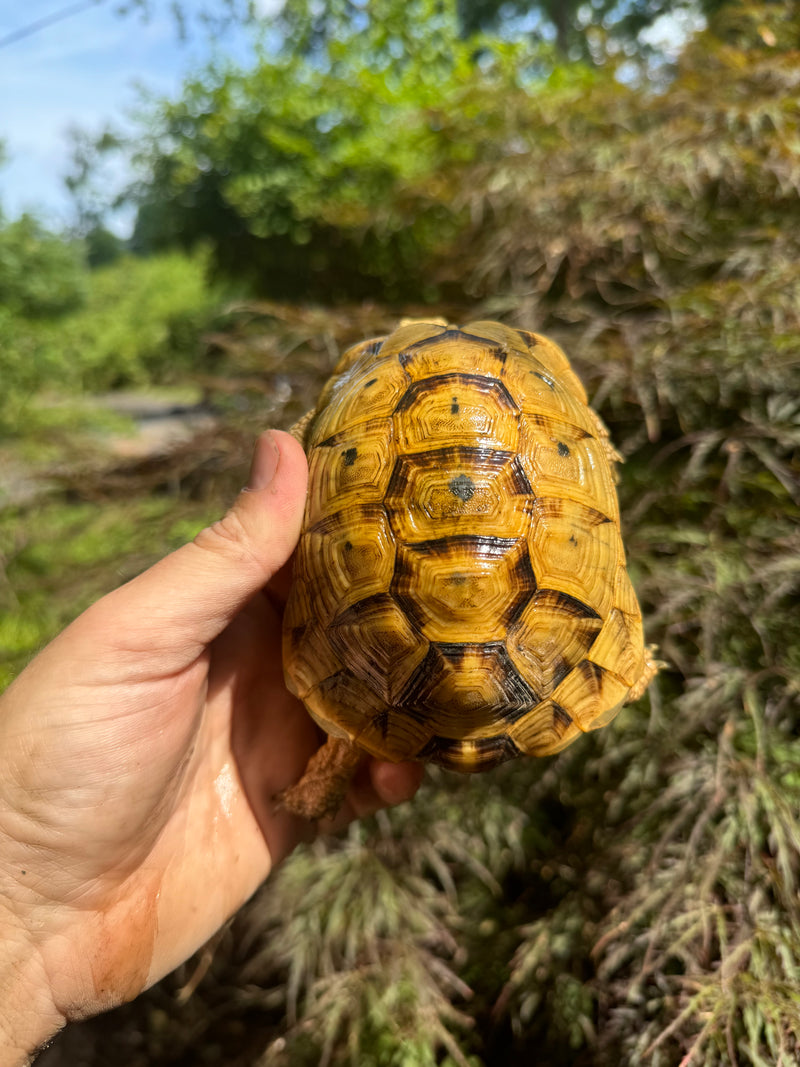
392;536;533;644
307;418;394;511
283;319;655;775
393;373;519;453
304;504;395;617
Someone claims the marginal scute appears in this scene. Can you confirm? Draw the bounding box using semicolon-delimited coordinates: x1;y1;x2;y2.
549;660;630;732
417;733;521;771
282;319;655;781
302;670;389;746
507;698;582;756
586;607;645;688
284;617;344;701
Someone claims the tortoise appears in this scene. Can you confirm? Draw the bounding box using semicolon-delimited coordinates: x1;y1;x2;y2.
280;319;658;819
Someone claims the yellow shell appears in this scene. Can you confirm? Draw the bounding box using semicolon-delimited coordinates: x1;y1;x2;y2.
283;320;654;772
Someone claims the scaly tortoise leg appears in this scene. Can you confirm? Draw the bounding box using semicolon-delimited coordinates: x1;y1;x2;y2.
589;408;624;466
288;409;315;447
625;645;663;703
277;736;363;821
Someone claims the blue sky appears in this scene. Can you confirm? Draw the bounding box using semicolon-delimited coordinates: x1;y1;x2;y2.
0;1;277;231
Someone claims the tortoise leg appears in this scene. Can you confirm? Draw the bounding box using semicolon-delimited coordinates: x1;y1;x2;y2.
625;645;663;703
589;408;624;466
288;409;315;447
277;737;363;821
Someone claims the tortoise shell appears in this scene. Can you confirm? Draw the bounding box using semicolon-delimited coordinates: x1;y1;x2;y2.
283;320;653;773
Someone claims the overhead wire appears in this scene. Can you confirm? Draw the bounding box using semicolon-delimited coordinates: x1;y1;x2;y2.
0;0;108;51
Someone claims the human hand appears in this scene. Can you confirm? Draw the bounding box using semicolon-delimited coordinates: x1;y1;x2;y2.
0;431;423;1063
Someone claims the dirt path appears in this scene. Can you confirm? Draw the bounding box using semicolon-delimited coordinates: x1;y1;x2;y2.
0;392;220;510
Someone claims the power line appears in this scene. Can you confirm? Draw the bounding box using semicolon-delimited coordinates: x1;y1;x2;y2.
0;0;107;51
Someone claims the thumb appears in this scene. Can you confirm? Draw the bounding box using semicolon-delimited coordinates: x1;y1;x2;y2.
86;430;308;658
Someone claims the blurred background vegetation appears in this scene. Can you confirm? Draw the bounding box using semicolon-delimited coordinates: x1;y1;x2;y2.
2;0;799;1063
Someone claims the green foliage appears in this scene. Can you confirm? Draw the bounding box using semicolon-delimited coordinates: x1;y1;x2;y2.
117;0;757;305
284;0;716;63
0;495;216;690
0;213;86;317
128;0;524;300
0;249;228;434
48;250;227;389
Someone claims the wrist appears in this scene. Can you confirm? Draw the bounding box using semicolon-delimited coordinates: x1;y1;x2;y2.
0;903;64;1065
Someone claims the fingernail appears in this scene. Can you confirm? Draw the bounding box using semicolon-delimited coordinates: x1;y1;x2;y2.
246;431;281;491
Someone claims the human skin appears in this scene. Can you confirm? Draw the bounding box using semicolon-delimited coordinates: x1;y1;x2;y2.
0;431;423;1065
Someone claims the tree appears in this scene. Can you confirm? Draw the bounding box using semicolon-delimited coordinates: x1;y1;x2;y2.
0;214;86;318
282;0;728;62
126;0;522;301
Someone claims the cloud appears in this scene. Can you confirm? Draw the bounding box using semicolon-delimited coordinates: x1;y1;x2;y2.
253;0;286;15
0;3;215;227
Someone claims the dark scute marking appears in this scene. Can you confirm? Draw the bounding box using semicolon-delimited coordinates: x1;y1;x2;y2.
393;372;518;416
364;377;378;388
577;659;608;689
552;703;573;729
569;534;578;546
342;447;358;467
525;413;591;440
536;589;601;620
344;540;353;551
331;591;391;626
507;455;534;496
372;710;391;738
402;327;510;353
429;641;474;664
360;339;385;358
551;657;572;689
417;733;521;771
309;501;389;536
451;396;460;414
533;371;556;391
580;505;615;526
398;533;520;559
540;498;614;530
506;548;537;625
384;447;514;505
449;473;475;502
557;441;571;457
400;642;540;722
517;329;538;350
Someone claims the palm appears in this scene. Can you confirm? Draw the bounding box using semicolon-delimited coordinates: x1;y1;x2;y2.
0;577;319;1017
0;434;422;1034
